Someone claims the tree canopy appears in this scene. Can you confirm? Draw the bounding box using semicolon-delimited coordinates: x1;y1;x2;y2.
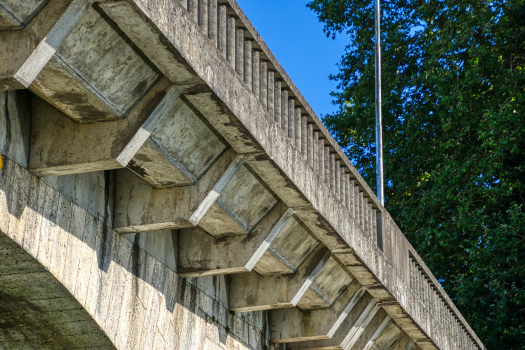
306;0;525;348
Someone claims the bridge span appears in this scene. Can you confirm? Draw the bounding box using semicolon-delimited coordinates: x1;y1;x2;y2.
0;0;484;349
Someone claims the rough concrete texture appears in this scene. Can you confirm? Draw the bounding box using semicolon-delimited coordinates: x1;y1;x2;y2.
0;156;285;350
0;229;115;349
0;0;485;349
97;0;482;348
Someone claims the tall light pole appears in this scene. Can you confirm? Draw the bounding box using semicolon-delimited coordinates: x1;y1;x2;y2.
374;0;384;206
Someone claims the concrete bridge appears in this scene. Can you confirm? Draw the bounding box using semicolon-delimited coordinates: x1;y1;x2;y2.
0;0;485;349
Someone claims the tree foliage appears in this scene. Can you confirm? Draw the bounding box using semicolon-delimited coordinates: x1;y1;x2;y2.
306;0;525;348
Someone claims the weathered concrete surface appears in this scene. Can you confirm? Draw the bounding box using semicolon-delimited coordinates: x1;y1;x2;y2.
96;1;483;349
28;77;173;177
0;156;285;350
0;0;49;29
0;229;116;349
0;0;485;349
0;91;30;168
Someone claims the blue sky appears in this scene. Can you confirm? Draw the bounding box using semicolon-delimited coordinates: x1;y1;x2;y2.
235;0;351;118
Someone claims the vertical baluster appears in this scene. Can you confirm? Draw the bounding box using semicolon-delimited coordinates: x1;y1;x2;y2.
295;108;302;151
181;0;187;10
341;169;347;204
288;99;295;139
313;131;319;172
335;160;340;198
370;203;375;238
319;138;325;181
199;0;208;35
328;153;334;191
267;71;274;115
358;191;364;229
227;16;235;66
349;179;355;218
281;89;288;133
235;27;244;76
208;0;217;45
301;116;307;156
188;0;198;22
252;50;260;95
274;80;281;125
218;4;227;56
307;124;313;167
345;173;351;210
369;202;374;238
244;40;252;86
260;61;268;105
324;146;330;185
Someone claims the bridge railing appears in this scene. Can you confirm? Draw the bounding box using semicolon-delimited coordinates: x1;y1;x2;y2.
175;0;483;349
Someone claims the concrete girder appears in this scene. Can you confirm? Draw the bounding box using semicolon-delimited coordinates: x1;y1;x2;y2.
0;0;48;30
29;4;161;123
0;0;87;91
28;77;173;177
285;301;386;350
178;203;320;277
229;248;353;312
269;281;366;343
125;86;229;188
114;147;278;236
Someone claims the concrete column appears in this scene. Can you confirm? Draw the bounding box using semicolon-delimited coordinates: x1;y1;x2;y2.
226;16;235;66
274;79;281;126
198;0;208;35
260;61;267;105
267;70;274;116
217;4;227;56
281;89;288;134
244;39;252;86
235;27;244;76
208;0;217;45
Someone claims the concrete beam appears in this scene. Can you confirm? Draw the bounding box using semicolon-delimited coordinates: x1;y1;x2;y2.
178;203;320;277
0;0;49;30
29;77;173;177
114;147;278;236
178;202;289;277
29;3;161;123
0;0;91;91
125;86;229;188
270;281;365;343
229;248;353;312
285;301;385;350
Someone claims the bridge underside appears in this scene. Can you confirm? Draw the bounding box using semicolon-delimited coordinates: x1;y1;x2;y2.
0;230;114;349
0;0;484;350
